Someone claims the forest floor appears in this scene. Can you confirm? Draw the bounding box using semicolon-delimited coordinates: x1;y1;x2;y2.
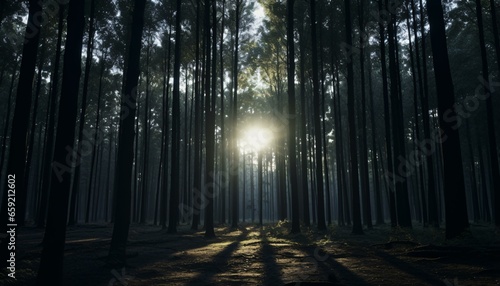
2;221;500;285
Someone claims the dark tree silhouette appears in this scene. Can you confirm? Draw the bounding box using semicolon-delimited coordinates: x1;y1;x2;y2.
36;0;85;283
108;0;147;264
344;0;363;235
426;0;469;239
168;0;182;234
39;4;65;228
1;0;42;230
475;0;500;229
310;0;326;231
204;0;216;238
287;0;300;234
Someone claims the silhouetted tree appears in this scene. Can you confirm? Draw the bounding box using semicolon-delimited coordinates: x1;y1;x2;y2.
108;0;147;264
426;0;469;239
37;0;85;283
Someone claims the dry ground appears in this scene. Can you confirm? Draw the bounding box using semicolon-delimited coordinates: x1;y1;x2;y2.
1;222;500;285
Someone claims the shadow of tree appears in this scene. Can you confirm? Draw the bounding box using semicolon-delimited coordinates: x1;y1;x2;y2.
260;229;285;286
186;227;250;285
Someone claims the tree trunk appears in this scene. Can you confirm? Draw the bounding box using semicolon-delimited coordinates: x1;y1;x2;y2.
203;0;216;238
39;4;64;227
0;60;17;196
299;18;310;226
107;0;147;264
387;2;412;228
24;43;45;195
378;0;397;228
419;0;439;228
426;0;469;239
258;150;263;226
69;0;96;225
310;0;326;231
191;0;201;230
168;0;182;234
230;0;242;229
287;0;300;234
1;0;42;231
476;0;500;228
219;0;226;225
357;0;372;229
344;0;363;235
368;56;384;225
489;0;500;76
85;52;105;223
36;0;85;283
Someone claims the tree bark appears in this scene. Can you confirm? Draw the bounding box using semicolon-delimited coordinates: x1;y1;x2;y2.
310;0;326;231
168;0;182;234
426;0;469;239
108;0;147;264
1;0;43;231
476;0;500;228
287;0;300;234
36;0;85;283
344;0;363;235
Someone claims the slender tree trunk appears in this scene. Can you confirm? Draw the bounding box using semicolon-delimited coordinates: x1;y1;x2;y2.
310;0;326;231
38;4;64;227
344;0;363;235
405;2;427;226
230;0;241;229
466;121;480;222
0;60;17;191
387;2;412;228
333;64;346;226
368;57;384;225
85;53;106;223
219;0;226;225
298;20;310;227
357;0;372;228
168;0;182;234
478;143;491;221
108;0;147;264
203;0;216;238
410;0;429;227
378;0;397;228
154;44;168;225
258;150;263;226
287;0;300;234
318;7;331;226
24;44;45;195
139;42;151;224
191;0;202;230
161;18;173;229
419;0;439;227
105;132;114;222
476;0;500;228
69;0;96;225
133;99;141;222
489;0;500;75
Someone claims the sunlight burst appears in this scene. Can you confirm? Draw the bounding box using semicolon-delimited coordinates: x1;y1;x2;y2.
239;125;274;153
